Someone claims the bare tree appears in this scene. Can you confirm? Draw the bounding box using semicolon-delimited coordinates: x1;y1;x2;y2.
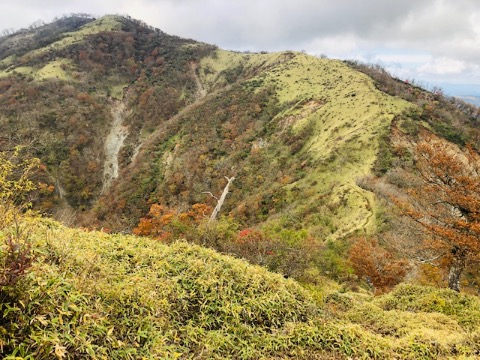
203;176;235;221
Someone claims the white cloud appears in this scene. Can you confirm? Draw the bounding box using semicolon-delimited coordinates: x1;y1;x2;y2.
302;34;366;58
418;58;468;75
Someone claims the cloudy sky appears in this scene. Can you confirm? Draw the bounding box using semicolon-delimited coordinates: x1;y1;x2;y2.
1;0;479;95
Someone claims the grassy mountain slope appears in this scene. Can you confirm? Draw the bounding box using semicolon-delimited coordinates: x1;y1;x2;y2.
2;15;478;241
1;218;479;359
0;14;416;240
99;48;414;239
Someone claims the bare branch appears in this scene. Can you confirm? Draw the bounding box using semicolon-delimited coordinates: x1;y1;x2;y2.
202;191;219;201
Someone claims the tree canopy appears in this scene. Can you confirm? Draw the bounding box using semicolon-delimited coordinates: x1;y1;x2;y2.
394;133;480;291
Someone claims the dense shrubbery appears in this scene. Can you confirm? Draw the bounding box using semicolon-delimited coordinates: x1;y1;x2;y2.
2;220;479;358
0;220;324;358
349;237;410;294
0;150;38;355
133;202;325;281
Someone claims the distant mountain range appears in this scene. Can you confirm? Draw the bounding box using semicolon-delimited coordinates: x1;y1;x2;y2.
435;83;480;107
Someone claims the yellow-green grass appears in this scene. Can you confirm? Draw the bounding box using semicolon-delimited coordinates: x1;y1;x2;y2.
268;55;414;236
36;59;73;81
0;65;33;77
198;49;250;87
0;58;74;81
202;52;415;239
109;83;129;100
198;49;293;90
1;218;319;358
329;284;480;358
2;218;479;359
0;54;17;68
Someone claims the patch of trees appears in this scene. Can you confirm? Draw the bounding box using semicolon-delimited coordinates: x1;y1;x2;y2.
110;85;288;224
132;202;326;280
349;237;410;294
98;80;321;233
361;129;480;293
0;75;109;209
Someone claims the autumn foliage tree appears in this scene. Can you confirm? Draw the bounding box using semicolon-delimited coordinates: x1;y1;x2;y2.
394;133;480;292
348;237;410;294
133;203;212;241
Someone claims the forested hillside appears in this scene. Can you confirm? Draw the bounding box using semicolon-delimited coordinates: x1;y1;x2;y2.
0;14;411;238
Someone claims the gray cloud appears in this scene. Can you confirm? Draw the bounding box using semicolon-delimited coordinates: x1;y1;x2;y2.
1;0;479;87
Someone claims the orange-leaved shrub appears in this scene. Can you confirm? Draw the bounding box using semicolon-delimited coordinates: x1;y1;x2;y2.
349;237;410;294
133;203;212;242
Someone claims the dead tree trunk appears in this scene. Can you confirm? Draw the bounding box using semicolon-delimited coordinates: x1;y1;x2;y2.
209;176;235;221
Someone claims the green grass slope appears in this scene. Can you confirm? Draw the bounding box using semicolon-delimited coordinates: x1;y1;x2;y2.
253;53;414;238
0;14;419;240
2;219;480;359
109;50;414;239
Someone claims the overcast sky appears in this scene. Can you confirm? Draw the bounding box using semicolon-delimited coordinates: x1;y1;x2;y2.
1;0;479;95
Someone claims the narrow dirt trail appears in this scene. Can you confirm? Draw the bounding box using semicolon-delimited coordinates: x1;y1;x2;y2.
357;189;374;231
102;100;129;194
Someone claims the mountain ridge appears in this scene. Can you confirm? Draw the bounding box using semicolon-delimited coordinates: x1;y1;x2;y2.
1;13;479;282
2;14;479;236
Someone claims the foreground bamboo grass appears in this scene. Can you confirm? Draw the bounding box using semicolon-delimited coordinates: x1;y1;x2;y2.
1;217;479;359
